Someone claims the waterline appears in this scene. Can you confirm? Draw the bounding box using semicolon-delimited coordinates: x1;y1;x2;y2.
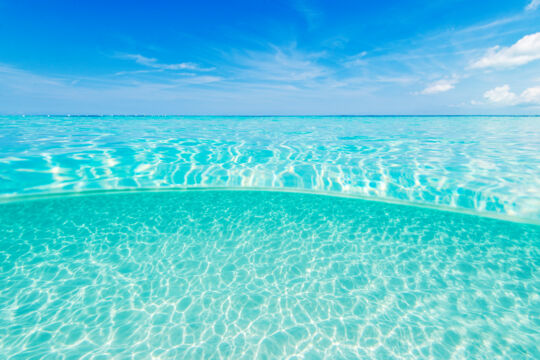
1;186;540;226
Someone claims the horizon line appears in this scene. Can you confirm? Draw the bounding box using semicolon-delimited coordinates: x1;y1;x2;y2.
2;114;540;117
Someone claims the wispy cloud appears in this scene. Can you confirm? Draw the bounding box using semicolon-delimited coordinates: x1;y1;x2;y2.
470;32;540;69
421;78;458;94
0;64;70;93
343;51;368;68
483;84;540;105
173;75;223;85
526;0;540;11
114;69;164;76
233;45;329;84
0;63;225;111
293;0;322;29
120;54;212;71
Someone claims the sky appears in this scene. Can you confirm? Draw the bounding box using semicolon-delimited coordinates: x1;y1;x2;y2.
0;0;540;115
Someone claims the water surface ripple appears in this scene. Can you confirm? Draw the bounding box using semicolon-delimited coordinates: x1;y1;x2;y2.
1;115;539;219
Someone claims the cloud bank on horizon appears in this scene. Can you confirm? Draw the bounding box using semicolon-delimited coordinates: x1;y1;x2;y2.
0;0;539;115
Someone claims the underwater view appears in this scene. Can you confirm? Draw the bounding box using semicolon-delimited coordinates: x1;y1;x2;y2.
0;116;539;359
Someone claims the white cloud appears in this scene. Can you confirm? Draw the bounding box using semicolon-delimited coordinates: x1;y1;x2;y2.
526;0;540;11
421;78;457;94
471;32;540;69
483;85;518;104
483;84;540;105
521;86;540;103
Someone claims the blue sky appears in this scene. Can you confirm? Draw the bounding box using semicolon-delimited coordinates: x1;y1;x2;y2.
1;0;540;115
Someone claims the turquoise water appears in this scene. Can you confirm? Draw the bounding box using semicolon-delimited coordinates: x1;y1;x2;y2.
0;116;539;358
1;115;540;220
0;190;539;359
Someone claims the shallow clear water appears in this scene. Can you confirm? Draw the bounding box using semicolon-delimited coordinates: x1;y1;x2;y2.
0;190;539;359
1;115;540;220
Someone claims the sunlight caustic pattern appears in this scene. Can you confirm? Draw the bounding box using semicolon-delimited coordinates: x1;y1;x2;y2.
1;190;539;359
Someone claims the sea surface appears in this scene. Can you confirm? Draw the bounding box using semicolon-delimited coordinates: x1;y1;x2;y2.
1;115;539;221
0;116;539;359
